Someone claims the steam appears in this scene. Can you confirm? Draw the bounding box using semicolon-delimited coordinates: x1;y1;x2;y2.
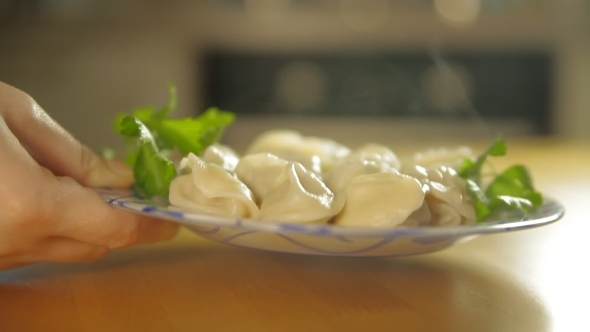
427;41;492;138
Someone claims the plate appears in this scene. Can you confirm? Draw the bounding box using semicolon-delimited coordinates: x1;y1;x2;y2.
98;188;565;257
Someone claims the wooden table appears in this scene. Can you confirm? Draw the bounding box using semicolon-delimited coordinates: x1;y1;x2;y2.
0;137;588;332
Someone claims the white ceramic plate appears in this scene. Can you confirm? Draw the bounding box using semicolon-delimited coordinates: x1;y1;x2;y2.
98;188;565;257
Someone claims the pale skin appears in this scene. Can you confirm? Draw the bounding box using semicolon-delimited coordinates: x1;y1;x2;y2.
0;81;180;271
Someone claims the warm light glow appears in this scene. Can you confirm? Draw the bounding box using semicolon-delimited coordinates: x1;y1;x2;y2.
274;61;327;112
434;0;481;27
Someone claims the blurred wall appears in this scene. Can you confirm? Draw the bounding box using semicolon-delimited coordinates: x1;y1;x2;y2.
0;20;197;151
0;0;588;151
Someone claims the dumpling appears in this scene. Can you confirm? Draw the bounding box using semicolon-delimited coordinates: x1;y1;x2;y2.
301;136;352;173
201;143;240;172
323;158;390;194
245;129;351;175
325;143;401;193
422;166;476;226
332;171;425;228
233;153;288;204
258;162;343;224
344;143;401;171
323;158;394;223
401;165;475;226
402;202;432;227
401;146;474;173
168;153;259;219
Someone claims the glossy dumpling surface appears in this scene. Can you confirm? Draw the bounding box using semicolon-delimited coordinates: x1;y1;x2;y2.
333;171;425;228
245;129;351;174
258;162;343;224
401;146;474;172
168;153;259;218
201;143;240;172
422;166;476;226
344;143;401;171
323;158;389;194
234;153;288;204
401;165;475;226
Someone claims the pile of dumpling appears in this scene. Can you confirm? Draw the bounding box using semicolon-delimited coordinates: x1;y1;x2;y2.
168;130;477;228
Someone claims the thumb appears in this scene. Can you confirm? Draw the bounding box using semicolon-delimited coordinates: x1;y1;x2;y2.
78;148;135;188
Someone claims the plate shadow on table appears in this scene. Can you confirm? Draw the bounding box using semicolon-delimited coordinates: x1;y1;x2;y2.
0;240;550;332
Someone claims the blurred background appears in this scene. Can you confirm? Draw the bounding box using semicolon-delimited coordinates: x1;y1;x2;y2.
0;0;588;152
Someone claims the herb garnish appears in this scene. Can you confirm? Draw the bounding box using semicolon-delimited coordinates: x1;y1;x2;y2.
113;83;235;198
459;137;543;222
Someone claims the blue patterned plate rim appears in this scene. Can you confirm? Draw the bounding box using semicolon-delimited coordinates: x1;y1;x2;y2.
97;188;565;238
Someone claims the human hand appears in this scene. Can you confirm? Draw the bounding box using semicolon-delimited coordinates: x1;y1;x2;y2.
0;81;180;271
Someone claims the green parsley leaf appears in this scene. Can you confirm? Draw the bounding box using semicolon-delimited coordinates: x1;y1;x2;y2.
112;83;235;198
489;196;535;213
115;116;177;198
459;138;543;222
465;179;492;221
486;165;543;209
154;107;235;156
459;136;507;184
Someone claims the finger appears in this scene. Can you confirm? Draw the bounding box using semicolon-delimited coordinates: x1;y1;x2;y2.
36;237;110;263
46;175;180;249
0;120;177;251
0;81;133;188
10;237;110;265
0;116;46;206
1;117;177;259
0;238;108;269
